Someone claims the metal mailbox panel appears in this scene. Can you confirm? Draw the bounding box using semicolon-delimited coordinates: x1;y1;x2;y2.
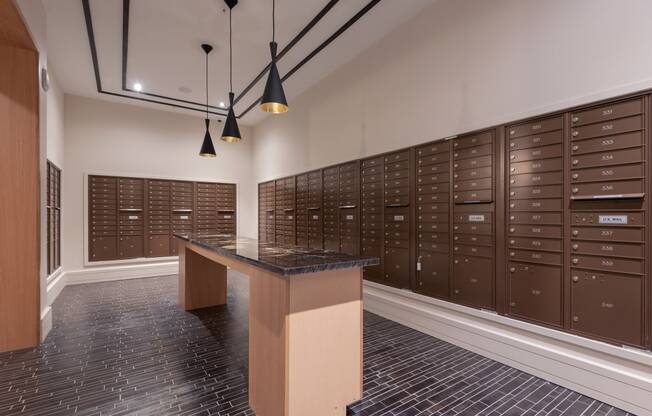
362;156;383;168
508;116;563;139
417;192;449;204
571;147;644;169
417;203;450;213
385;230;409;240
570;255;644;275
453;212;492;224
509;199;563;211
509;184;563;199
417;141;450;156
453;155;492;170
453;166;493;181
509;130;563;151
508;224;562;238
571;240;644;258
453;189;492;204
384;160;410;172
386;239;409;249
385;195;410;206
453;132;493;149
384;150;409;163
119;236;144;259
570;179;644;200
453;234;493;246
418;232;449;243
453;256;494;309
417;162;449;176
571;163;644;184
454;244;493;257
454;178;493;191
510;172;562;187
509;249;562;265
571;98;642;127
571;115;643;140
385;170;410;181
417;172;451;185
453;223;492;235
417;251;450;298
418;151;450;166
453;143;493;160
148;235;170;257
508;237;562;252
362;165;382;176
419;213;449;223
418;241;450;253
384;177;410;189
509;144;562;163
89;237;117;261
508;262;562;326
385;247;410;288
571;271;643;346
417;183;448;194
385;186;409;197
417;222;449;233
508;212;563;225
509;158;563;175
571;131;643;155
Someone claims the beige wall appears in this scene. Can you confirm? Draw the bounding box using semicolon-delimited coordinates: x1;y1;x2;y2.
252;0;652;183
63;95;255;271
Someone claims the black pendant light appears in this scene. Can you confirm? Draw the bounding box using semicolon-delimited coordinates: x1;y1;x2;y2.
221;1;242;143
199;43;217;157
260;0;288;114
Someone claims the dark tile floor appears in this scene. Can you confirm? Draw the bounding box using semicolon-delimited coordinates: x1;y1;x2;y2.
0;274;633;416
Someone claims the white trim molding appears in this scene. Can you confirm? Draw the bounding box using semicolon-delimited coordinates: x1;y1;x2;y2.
66;261;178;285
363;281;652;416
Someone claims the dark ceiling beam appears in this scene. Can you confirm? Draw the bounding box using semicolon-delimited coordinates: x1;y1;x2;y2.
238;0;383;118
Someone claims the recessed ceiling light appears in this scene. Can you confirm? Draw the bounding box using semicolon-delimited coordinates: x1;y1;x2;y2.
219;101;225;107
133;82;142;92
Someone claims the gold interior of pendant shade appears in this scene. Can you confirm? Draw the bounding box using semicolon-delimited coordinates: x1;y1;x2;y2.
260;101;289;114
222;136;241;143
199;152;217;158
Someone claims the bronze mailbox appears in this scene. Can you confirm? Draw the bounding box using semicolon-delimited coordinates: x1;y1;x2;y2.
453;234;492;245
570;115;643;140
509;158;563;175
508;237;562;251
453;155;492;170
509;212;562;225
453;166;492;181
453;132;493;149
571;131;643;155
508;224;562;238
509;249;562;265
417;203;450;213
571;147;644;169
571;163;644;184
419;213;448;223
510;144;562;163
509;116;563;138
570;179;644;200
385;247;410;288
385;150;409;163
571;98;642;127
571;271;643;346
571;240;644;258
417;141;450;156
384;178;410;189
417;183;448;194
418;151;450;166
453;143;493;160
418;242;450;253
453;189;492;203
384;160;410;172
453;178;493;191
570;255;644;275
417;222;449;232
453;223;492;235
509;199;563;211
509;185;563;199
418;162;449;175
454;244;493;257
509;130;563;151
417;172;451;184
509;172;562;187
417;193;450;203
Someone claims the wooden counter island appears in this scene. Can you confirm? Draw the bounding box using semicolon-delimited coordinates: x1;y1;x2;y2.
175;234;379;416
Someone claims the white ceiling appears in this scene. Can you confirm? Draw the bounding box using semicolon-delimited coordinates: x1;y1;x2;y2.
44;0;435;126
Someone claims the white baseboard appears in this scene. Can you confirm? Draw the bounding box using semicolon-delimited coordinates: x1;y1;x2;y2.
40;306;52;342
363;281;652;416
65;261;178;285
46;268;67;306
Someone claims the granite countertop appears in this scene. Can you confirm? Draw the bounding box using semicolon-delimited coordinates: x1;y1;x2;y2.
174;234;380;276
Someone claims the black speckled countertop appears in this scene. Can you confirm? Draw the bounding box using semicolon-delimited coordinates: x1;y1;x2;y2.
174;234;379;276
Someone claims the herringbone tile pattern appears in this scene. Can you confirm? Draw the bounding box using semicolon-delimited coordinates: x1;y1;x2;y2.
0;274;633;416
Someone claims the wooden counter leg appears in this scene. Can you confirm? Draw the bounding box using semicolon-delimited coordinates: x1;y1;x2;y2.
249;267;363;416
178;241;228;310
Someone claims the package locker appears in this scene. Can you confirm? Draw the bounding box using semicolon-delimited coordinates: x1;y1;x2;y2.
170;181;194;255
339;162;360;256
89;175;118;261
452;131;496;309
361;156;384;282
506;115;565;327
296;174;310;247
415;141;451;298
147;179;171;257
216;183;236;235
307;170;324;249
323;167;340;251
275;177;296;245
384;151;412;288
568;96;647;347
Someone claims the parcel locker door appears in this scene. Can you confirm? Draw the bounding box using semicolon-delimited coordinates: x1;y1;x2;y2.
571;271;643;347
385;247;410;289
452;256;494;309
508;262;563;326
417;250;449;299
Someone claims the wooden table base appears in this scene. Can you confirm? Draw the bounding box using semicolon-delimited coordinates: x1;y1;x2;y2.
178;241;363;416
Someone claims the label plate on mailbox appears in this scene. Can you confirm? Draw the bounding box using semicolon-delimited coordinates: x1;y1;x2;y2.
469;214;485;222
394;215;405;221
598;215;628;225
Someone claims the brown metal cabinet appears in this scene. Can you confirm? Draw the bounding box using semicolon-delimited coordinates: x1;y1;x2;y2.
507;116;564;327
339;162;360;256
568;96;647;347
361;157;384;282
296;174;309;247
89;175;118;261
118;177;145;259
170;181;194;255
323;167;340;251
195;182;219;235
307;171;323;249
275;177;296;245
216;183;236;235
416;141;450;298
384;151;412;289
147;179;171;257
452;131;496;309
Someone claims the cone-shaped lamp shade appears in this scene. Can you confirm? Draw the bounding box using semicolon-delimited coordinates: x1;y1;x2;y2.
199;119;216;157
260;42;288;114
221;93;241;143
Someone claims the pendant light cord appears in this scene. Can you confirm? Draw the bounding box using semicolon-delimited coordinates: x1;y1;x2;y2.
272;0;275;43
229;7;233;95
205;49;209;119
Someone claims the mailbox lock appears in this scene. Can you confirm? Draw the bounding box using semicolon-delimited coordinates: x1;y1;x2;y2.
572;173;579;179
572;116;579;123
454;236;459;240
510;142;515;148
509;228;515;233
572;230;579;236
510;191;515;196
510;204;515;208
510;216;515;220
509;267;515;273
509;240;515;244
572;275;579;283
572;316;579;323
572;188;579;194
510;252;515;257
510;302;516;307
510;179;515;184
572;131;579;137
572;258;579;264
572;145;579;151
510;155;515;160
454;259;459;264
572;159;579;165
572;244;578;250
454;289;460;294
